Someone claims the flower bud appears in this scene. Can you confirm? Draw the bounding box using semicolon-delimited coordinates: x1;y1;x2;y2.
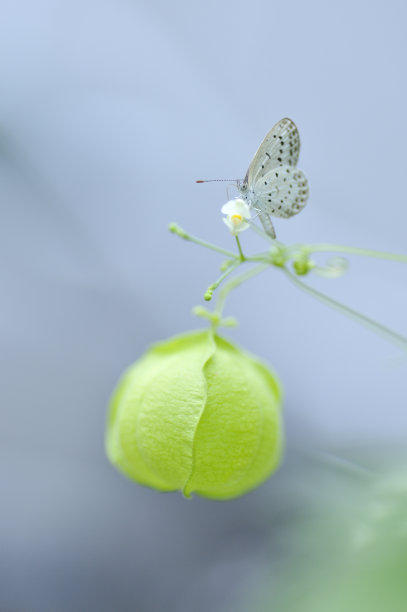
106;330;283;500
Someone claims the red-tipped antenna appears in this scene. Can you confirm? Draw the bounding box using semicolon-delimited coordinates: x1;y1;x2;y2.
195;179;240;183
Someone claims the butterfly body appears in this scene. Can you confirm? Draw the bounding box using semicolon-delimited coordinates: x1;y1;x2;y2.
238;118;309;239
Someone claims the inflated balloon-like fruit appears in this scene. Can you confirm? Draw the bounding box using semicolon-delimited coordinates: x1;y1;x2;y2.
105;330;283;500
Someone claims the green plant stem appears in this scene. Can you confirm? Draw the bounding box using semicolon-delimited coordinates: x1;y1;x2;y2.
215;264;269;319
245;251;275;262
169;223;238;258
235;235;245;260
305;450;374;479
308;243;407;263
205;260;241;300
171;222;407;346
283;266;407;350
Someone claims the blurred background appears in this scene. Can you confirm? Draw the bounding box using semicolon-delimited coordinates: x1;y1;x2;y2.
1;1;407;610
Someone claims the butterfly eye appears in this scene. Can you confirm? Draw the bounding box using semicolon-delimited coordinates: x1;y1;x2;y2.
240;183;248;193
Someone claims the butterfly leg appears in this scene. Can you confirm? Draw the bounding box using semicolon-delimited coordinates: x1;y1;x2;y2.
259;212;276;239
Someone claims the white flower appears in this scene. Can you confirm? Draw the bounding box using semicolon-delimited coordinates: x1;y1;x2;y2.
221;199;251;235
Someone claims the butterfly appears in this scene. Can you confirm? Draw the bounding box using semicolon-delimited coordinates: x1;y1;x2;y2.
238;118;309;239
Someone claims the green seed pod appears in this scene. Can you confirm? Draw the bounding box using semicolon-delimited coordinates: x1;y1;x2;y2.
106;330;283;500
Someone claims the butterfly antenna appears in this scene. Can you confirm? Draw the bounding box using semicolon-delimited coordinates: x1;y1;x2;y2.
196;179;240;183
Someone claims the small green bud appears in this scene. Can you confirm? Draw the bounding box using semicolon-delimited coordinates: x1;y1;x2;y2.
204;288;213;301
269;244;288;268
106;330;283;500
292;256;315;276
168;222;187;239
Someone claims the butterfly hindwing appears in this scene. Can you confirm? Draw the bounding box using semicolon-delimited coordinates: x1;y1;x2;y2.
252;165;309;218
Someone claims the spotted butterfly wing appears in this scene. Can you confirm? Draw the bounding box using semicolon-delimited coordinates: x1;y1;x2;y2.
245;118;301;185
240;118;308;238
252;166;309;218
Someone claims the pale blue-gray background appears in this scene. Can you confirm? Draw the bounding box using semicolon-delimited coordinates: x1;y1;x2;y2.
1;1;406;610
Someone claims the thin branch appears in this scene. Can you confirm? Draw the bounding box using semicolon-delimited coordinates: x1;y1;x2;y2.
283;267;407;351
169;223;238;258
215;264;269;318
308;243;407;263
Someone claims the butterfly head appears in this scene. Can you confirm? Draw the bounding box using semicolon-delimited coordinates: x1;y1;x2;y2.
238;180;248;193
237;180;256;209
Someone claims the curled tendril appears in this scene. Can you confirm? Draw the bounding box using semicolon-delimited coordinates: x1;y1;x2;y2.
312;256;349;278
268;245;348;279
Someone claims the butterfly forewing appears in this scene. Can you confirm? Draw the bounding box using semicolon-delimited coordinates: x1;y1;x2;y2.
253;165;309;218
245;118;301;186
